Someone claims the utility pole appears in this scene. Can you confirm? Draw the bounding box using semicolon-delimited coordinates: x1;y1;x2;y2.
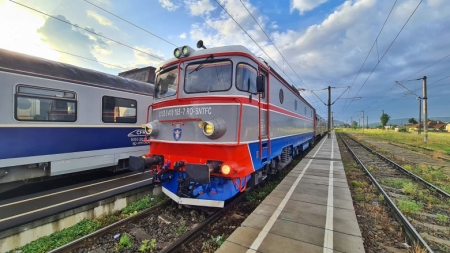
417;96;421;135
367;116;368;129
328;86;331;137
351;117;353;128
331;112;334;130
361;110;364;133
422;76;428;143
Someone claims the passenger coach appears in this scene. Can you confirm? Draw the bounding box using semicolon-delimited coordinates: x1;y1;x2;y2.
0;49;154;193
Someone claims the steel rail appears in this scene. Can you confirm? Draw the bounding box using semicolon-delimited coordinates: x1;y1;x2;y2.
48;198;171;253
160;191;248;253
339;133;433;253
343;133;450;199
48;191;247;253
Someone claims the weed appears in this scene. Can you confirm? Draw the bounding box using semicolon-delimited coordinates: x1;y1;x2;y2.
140;238;157;252
379;178;410;188
351;180;367;188
16;219;101;253
115;233;133;251
397;199;423;214
409;242;427;253
122;195;165;216
437;214;449;223
402;182;418;195
202;234;227;253
176;222;187;234
378;194;385;203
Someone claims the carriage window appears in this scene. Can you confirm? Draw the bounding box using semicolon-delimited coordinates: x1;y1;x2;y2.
155;66;178;99
102;96;137;123
236;63;257;94
15;85;77;122
185;60;232;93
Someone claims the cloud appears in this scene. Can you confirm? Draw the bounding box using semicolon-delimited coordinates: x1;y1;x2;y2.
179;32;187;39
290;0;328;15
185;0;216;16
86;10;117;29
187;0;450;119
129;46;165;69
159;0;180;11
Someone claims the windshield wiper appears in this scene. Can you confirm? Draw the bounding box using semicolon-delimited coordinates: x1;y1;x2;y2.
189;54;214;74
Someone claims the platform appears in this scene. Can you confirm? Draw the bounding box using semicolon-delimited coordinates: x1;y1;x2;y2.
216;131;365;253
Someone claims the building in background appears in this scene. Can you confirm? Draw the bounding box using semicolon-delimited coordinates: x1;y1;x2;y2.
119;66;156;84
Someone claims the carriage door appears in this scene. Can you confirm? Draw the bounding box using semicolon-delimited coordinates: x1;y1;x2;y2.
258;69;269;163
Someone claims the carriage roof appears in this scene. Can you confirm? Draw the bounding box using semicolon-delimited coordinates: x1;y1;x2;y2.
0;48;154;95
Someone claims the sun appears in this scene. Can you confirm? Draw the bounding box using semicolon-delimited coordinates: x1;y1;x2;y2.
0;0;60;60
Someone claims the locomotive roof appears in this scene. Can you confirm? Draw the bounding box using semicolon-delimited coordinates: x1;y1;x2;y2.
0;48;154;95
159;45;259;68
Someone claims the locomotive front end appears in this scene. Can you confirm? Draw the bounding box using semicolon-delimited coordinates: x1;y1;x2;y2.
130;44;259;207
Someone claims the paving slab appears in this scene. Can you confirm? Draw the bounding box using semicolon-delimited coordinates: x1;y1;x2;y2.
215;132;364;253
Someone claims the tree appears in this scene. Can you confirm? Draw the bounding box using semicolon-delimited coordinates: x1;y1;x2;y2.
352;120;358;129
380;113;390;129
408;118;418;124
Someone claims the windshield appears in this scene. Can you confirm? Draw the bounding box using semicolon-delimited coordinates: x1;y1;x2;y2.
155;67;178;99
184;60;232;93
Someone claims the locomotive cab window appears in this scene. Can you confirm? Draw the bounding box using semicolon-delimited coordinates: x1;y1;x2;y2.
155;66;178;99
185;60;232;93
15;85;77;122
102;96;137;123
236;63;257;94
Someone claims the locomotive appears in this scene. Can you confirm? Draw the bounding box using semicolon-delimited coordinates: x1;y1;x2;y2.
130;41;326;207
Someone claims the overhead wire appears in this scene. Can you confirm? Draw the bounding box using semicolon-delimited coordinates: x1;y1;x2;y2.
339;0;398;114
84;0;179;47
239;0;309;90
341;0;423;116
400;52;450;81
10;0;165;61
214;0;325;110
238;0;323;111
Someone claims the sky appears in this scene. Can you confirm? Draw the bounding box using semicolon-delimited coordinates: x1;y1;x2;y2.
0;0;449;124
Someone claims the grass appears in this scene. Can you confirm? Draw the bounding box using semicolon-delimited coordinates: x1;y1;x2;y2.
337;128;450;153
436;214;449;223
397;199;423;214
402;182;418;195
16;219;101;253
115;233;133;251
201;234;227;253
11;194;167;253
140;238;157;252
379;178;411;188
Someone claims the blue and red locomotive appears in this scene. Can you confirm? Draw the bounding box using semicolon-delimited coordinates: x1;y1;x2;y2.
130;41;326;207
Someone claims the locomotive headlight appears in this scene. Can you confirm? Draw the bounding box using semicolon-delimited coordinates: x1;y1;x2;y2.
198;118;226;139
173;48;181;58
220;162;241;175
203;122;214;135
142;120;160;137
182;46;190;56
221;164;231;175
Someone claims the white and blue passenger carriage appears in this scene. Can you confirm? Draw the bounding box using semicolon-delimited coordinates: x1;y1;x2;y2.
0;49;154;192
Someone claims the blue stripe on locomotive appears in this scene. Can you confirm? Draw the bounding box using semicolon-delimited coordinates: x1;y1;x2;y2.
248;132;314;170
0;127;148;160
162;132;313;201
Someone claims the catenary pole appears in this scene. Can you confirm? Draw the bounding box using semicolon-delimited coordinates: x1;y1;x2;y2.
422;76;428;143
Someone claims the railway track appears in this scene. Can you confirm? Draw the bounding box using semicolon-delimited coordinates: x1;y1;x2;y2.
339;133;450;253
386;141;450;162
48;190;247;253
